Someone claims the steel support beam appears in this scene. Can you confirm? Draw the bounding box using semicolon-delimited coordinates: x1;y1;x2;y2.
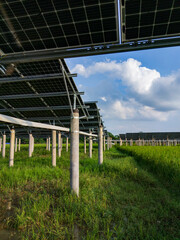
27;115;95;121
0;73;77;83
1;37;180;64
0;91;84;100
0;105;88;113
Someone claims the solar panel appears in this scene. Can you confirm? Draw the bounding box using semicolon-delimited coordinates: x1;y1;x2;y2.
0;58;104;135
126;132;180;140
121;0;180;42
0;0;119;54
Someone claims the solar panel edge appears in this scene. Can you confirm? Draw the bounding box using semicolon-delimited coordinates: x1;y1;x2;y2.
120;0;180;43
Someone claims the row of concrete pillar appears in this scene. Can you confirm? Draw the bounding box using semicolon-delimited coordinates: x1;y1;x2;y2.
0;110;109;197
109;138;179;146
0;133;21;159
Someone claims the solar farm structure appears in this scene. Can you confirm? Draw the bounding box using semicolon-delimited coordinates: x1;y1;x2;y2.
107;132;180;146
0;0;179;194
0;1;180;239
0;57;106;195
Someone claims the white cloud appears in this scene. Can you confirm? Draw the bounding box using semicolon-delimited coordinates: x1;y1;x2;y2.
102;99;169;122
100;97;107;102
71;58;180;133
72;58;180;112
71;58;160;94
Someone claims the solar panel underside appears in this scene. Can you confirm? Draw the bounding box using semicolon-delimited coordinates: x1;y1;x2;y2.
121;0;180;42
0;0;119;54
0;59;102;133
0;59;82;121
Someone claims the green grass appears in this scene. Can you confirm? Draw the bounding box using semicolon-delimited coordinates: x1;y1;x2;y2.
119;145;180;188
0;144;179;239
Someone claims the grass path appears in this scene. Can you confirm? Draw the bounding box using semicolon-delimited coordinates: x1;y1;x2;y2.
0;144;179;239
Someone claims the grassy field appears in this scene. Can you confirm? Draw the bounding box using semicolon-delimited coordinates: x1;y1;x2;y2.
0;144;179;239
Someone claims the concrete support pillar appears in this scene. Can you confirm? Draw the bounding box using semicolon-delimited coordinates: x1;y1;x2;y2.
46;138;48;150
110;138;112;148
52;130;56;167
66;137;69;152
125;138;128;146
130;139;133;146
89;131;92;158
15;137;17;152
2;134;6;158
70;109;79;196
174;140;177;146
61;138;63;150
32;137;34;153
0;138;2;152
119;138;122;146
107;137;110;150
84;136;86;154
48;136;51;151
31;136;34;154
18;138;21;151
29;133;32;157
9;129;15;167
58;132;62;157
103;135;106;151
98;126;103;165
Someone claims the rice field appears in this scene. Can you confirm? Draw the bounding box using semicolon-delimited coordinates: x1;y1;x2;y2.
0;144;179;239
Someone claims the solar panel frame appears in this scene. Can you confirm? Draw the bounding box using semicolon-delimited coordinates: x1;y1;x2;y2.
120;0;180;43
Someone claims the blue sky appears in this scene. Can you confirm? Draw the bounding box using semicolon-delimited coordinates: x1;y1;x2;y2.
66;46;180;134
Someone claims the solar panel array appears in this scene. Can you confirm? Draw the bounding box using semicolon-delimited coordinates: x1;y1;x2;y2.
0;58;104;137
0;0;119;54
121;0;180;42
126;132;180;140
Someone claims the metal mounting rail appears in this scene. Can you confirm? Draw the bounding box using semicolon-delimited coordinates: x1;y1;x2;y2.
0;37;180;64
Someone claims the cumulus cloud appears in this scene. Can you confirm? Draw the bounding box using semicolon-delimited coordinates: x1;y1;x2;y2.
101;99;169;122
70;57;180;134
72;58;180;112
71;58;160;94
